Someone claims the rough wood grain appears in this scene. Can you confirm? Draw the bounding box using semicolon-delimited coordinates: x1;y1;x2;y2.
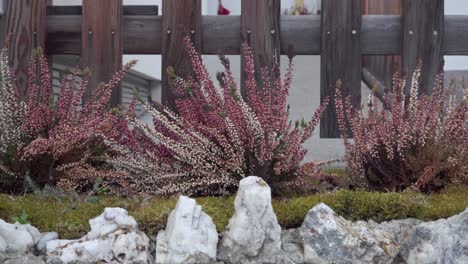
124;16;161;54
46;15;468;56
444;15;468;55
161;0;202;109
0;0;47;97
47;5;158;16
402;0;444;94
240;0;280;95
46;15;81;55
361;15;401;55
320;0;362;138
203;16;240;54
280;15;321;56
82;0;123;106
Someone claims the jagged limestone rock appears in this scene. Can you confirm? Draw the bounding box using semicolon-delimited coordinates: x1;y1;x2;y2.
399;208;468;264
46;208;149;264
219;176;294;264
156;196;218;264
300;203;398;264
0;219;41;254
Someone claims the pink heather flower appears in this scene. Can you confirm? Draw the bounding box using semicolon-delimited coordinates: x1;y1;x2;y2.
105;36;330;195
1;47;136;189
335;65;468;192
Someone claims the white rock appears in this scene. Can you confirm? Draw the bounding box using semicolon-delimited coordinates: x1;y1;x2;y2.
46;207;149;264
219;176;292;264
0;236;6;252
156;196;218;264
281;229;304;264
0;219;40;253
400;208;468;264
367;218;423;246
0;252;46;264
37;232;59;254
300;203;398;264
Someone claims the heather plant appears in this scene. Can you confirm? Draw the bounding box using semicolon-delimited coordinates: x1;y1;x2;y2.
0;48;135;192
105;36;329;196
0;48;24;182
336;65;468;192
0;62;22;189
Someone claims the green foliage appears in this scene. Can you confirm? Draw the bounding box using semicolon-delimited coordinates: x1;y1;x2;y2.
0;187;466;239
92;178;110;195
11;211;30;224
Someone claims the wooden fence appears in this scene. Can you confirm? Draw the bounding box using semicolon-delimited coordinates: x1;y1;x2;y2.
0;0;467;138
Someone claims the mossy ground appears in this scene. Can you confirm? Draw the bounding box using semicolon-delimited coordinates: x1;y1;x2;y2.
1;186;466;239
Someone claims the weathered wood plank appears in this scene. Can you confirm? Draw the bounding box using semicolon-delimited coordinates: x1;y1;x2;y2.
444;15;468;55
320;0;362;138
402;0;444;94
46;15;468;56
46;15;81;55
82;0;123;106
0;0;47;97
161;0;202;109
46;5;158;16
361;15;400;55
240;0;281;95
203;16;240;54
124;16;161;54
280;15;321;56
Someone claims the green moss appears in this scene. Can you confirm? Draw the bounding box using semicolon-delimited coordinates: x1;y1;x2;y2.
196;196;235;232
323;168;348;178
0;186;466;239
419;186;468;220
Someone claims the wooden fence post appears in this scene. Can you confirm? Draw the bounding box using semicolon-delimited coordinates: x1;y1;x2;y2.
241;0;281;96
161;0;202;110
0;0;47;98
320;0;362;138
82;0;123;106
402;0;444;94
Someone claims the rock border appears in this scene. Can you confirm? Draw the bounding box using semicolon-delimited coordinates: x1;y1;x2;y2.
1;176;466;264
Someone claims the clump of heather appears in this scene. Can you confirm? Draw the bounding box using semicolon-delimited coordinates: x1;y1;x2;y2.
0;48;24;178
336;65;468;193
0;48;135;192
105;36;329;196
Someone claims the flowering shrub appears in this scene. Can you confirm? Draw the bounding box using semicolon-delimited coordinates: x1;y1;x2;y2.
0;48;24;180
0;48;135;192
105;37;329;196
336;65;468;192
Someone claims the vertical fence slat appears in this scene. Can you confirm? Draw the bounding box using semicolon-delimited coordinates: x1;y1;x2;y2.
241;0;281;95
362;0;401;92
320;0;362;138
82;0;123;106
0;0;47;97
161;0;202;110
402;0;444;94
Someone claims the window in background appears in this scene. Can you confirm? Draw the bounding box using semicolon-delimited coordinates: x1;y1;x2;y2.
51;0;82;5
282;0;320;15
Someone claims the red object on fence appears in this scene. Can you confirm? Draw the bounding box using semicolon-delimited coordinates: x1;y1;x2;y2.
218;0;230;15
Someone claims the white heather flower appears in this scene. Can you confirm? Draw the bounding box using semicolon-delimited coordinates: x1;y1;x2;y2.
0;48;23;155
409;66;421;113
